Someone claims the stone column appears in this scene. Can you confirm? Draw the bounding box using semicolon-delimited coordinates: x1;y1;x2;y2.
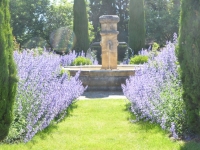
99;15;119;69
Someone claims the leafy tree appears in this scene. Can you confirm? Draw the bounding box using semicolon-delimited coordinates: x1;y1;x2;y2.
10;0;76;51
100;0;116;15
45;1;74;52
73;0;89;52
145;0;180;45
0;0;17;141
10;0;49;48
89;0;129;42
178;0;200;134
128;0;145;54
89;0;102;42
115;0;129;42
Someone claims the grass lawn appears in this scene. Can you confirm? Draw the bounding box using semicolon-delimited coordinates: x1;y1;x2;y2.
0;99;199;150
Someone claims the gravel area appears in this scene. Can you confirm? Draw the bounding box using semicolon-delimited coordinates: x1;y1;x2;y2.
77;91;127;100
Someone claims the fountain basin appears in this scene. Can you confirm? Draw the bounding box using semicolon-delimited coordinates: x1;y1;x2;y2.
64;65;141;91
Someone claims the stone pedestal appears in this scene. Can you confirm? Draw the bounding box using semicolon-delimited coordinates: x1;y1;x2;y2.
99;15;119;69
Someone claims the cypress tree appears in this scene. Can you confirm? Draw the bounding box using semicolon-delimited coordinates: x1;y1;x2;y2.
0;0;17;141
128;0;145;55
73;0;89;53
178;0;200;134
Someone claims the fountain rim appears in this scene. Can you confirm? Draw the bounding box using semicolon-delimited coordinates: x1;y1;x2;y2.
63;65;143;71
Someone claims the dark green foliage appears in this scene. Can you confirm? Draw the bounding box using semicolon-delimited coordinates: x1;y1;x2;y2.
100;0;116;15
0;0;17;141
128;0;145;55
118;45;127;62
72;57;92;66
145;0;180;45
73;0;89;53
10;0;74;50
45;1;74;50
10;0;50;48
89;0;129;43
129;55;148;64
178;0;200;134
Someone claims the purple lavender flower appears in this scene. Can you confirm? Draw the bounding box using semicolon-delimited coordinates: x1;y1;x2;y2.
60;50;98;66
170;122;178;139
13;49;86;142
122;36;185;138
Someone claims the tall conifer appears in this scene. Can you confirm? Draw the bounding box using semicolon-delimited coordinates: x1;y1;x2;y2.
0;0;17;140
178;0;200;134
128;0;145;54
73;0;89;53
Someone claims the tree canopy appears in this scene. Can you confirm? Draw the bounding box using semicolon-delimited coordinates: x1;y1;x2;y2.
9;0;181;51
89;0;129;43
145;0;180;45
10;0;74;51
10;0;49;48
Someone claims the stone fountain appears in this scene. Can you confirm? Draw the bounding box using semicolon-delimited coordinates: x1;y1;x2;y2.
100;15;119;69
64;15;138;91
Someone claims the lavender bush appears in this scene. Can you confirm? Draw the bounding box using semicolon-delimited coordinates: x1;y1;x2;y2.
60;50;77;66
27;47;98;67
61;50;98;66
122;39;186;139
6;50;85;143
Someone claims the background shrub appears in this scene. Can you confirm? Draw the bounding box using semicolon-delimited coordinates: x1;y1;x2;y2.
72;56;92;66
60;50;77;66
129;55;148;64
61;50;98;66
152;42;160;51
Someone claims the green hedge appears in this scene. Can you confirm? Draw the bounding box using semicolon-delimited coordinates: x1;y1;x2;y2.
129;55;148;64
72;56;92;66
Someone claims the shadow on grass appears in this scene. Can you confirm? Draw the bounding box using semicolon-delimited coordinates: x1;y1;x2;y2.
59;100;79;120
124;102;169;135
180;142;200;150
82;91;124;99
179;136;200;150
125;103;200;149
31;101;78;143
